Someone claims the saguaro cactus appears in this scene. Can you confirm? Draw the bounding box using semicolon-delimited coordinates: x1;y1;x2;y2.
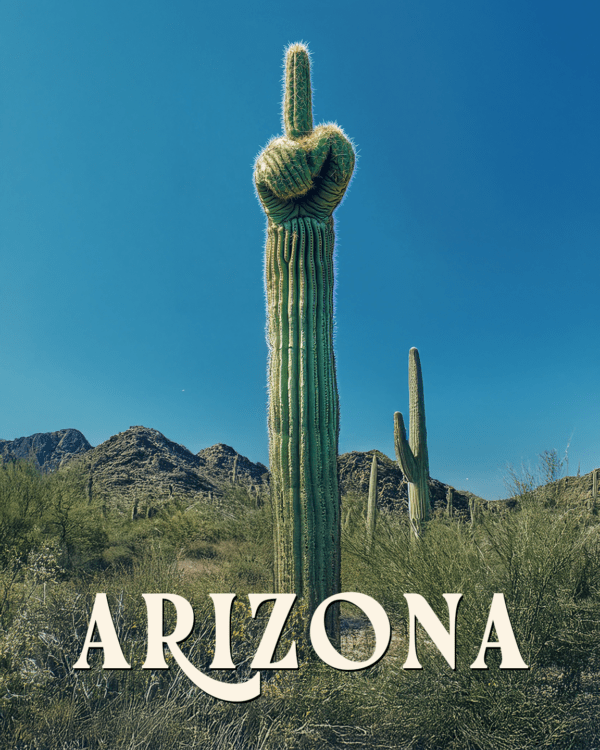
254;44;355;639
394;347;431;536
366;453;378;548
86;464;93;504
469;497;478;527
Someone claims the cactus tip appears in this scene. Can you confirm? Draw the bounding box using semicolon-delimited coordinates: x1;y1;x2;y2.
283;42;313;140
285;41;311;57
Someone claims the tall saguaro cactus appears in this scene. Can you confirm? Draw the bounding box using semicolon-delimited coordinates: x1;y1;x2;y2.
394;348;431;536
254;44;355;639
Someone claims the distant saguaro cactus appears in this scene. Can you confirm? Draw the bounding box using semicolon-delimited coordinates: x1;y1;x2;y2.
469;497;477;527
394;348;431;536
254;43;355;641
86;466;93;504
366;454;378;548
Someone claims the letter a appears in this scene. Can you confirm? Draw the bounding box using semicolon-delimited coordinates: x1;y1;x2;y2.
73;593;130;669
470;594;529;669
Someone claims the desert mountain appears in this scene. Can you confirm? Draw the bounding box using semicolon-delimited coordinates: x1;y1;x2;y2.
196;443;269;487
0;425;481;515
4;425;597;516
0;429;92;472
76;427;269;507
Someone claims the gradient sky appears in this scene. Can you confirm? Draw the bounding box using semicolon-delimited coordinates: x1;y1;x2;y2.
1;0;599;499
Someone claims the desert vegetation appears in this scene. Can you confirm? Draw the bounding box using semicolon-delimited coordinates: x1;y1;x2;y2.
1;452;599;749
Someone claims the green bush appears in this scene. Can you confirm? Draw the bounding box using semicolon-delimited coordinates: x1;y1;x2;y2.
339;473;600;749
0;460;45;566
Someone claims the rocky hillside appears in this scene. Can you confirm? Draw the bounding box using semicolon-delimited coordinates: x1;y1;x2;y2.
80;426;215;504
4;426;597;517
196;443;269;487
338;449;474;516
0;426;270;511
0;429;92;472
0;425;480;516
79;427;269;508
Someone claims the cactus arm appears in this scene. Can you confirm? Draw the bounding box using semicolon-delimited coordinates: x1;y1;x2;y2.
408;347;429;477
394;411;418;483
255;127;354;223
284;44;313;139
407;348;431;526
255;45;354;225
394;348;431;533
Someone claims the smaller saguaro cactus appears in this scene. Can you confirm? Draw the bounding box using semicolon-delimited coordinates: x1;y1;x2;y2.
469;497;477;527
86;465;93;504
446;487;454;517
591;469;598;513
366;454;378;548
394;347;431;537
232;454;238;484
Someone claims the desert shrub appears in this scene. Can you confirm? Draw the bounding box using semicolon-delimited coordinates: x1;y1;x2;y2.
41;465;109;571
339;468;600;749
0;543;289;749
0;460;45;566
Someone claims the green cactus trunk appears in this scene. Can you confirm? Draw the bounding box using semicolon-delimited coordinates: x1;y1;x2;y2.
266;215;340;640
257;44;354;644
394;347;431;536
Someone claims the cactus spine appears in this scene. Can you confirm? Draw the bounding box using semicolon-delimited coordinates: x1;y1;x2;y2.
366;454;378;548
255;44;355;640
394;347;431;536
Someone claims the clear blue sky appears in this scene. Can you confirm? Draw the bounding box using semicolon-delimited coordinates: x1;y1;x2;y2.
1;1;599;499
